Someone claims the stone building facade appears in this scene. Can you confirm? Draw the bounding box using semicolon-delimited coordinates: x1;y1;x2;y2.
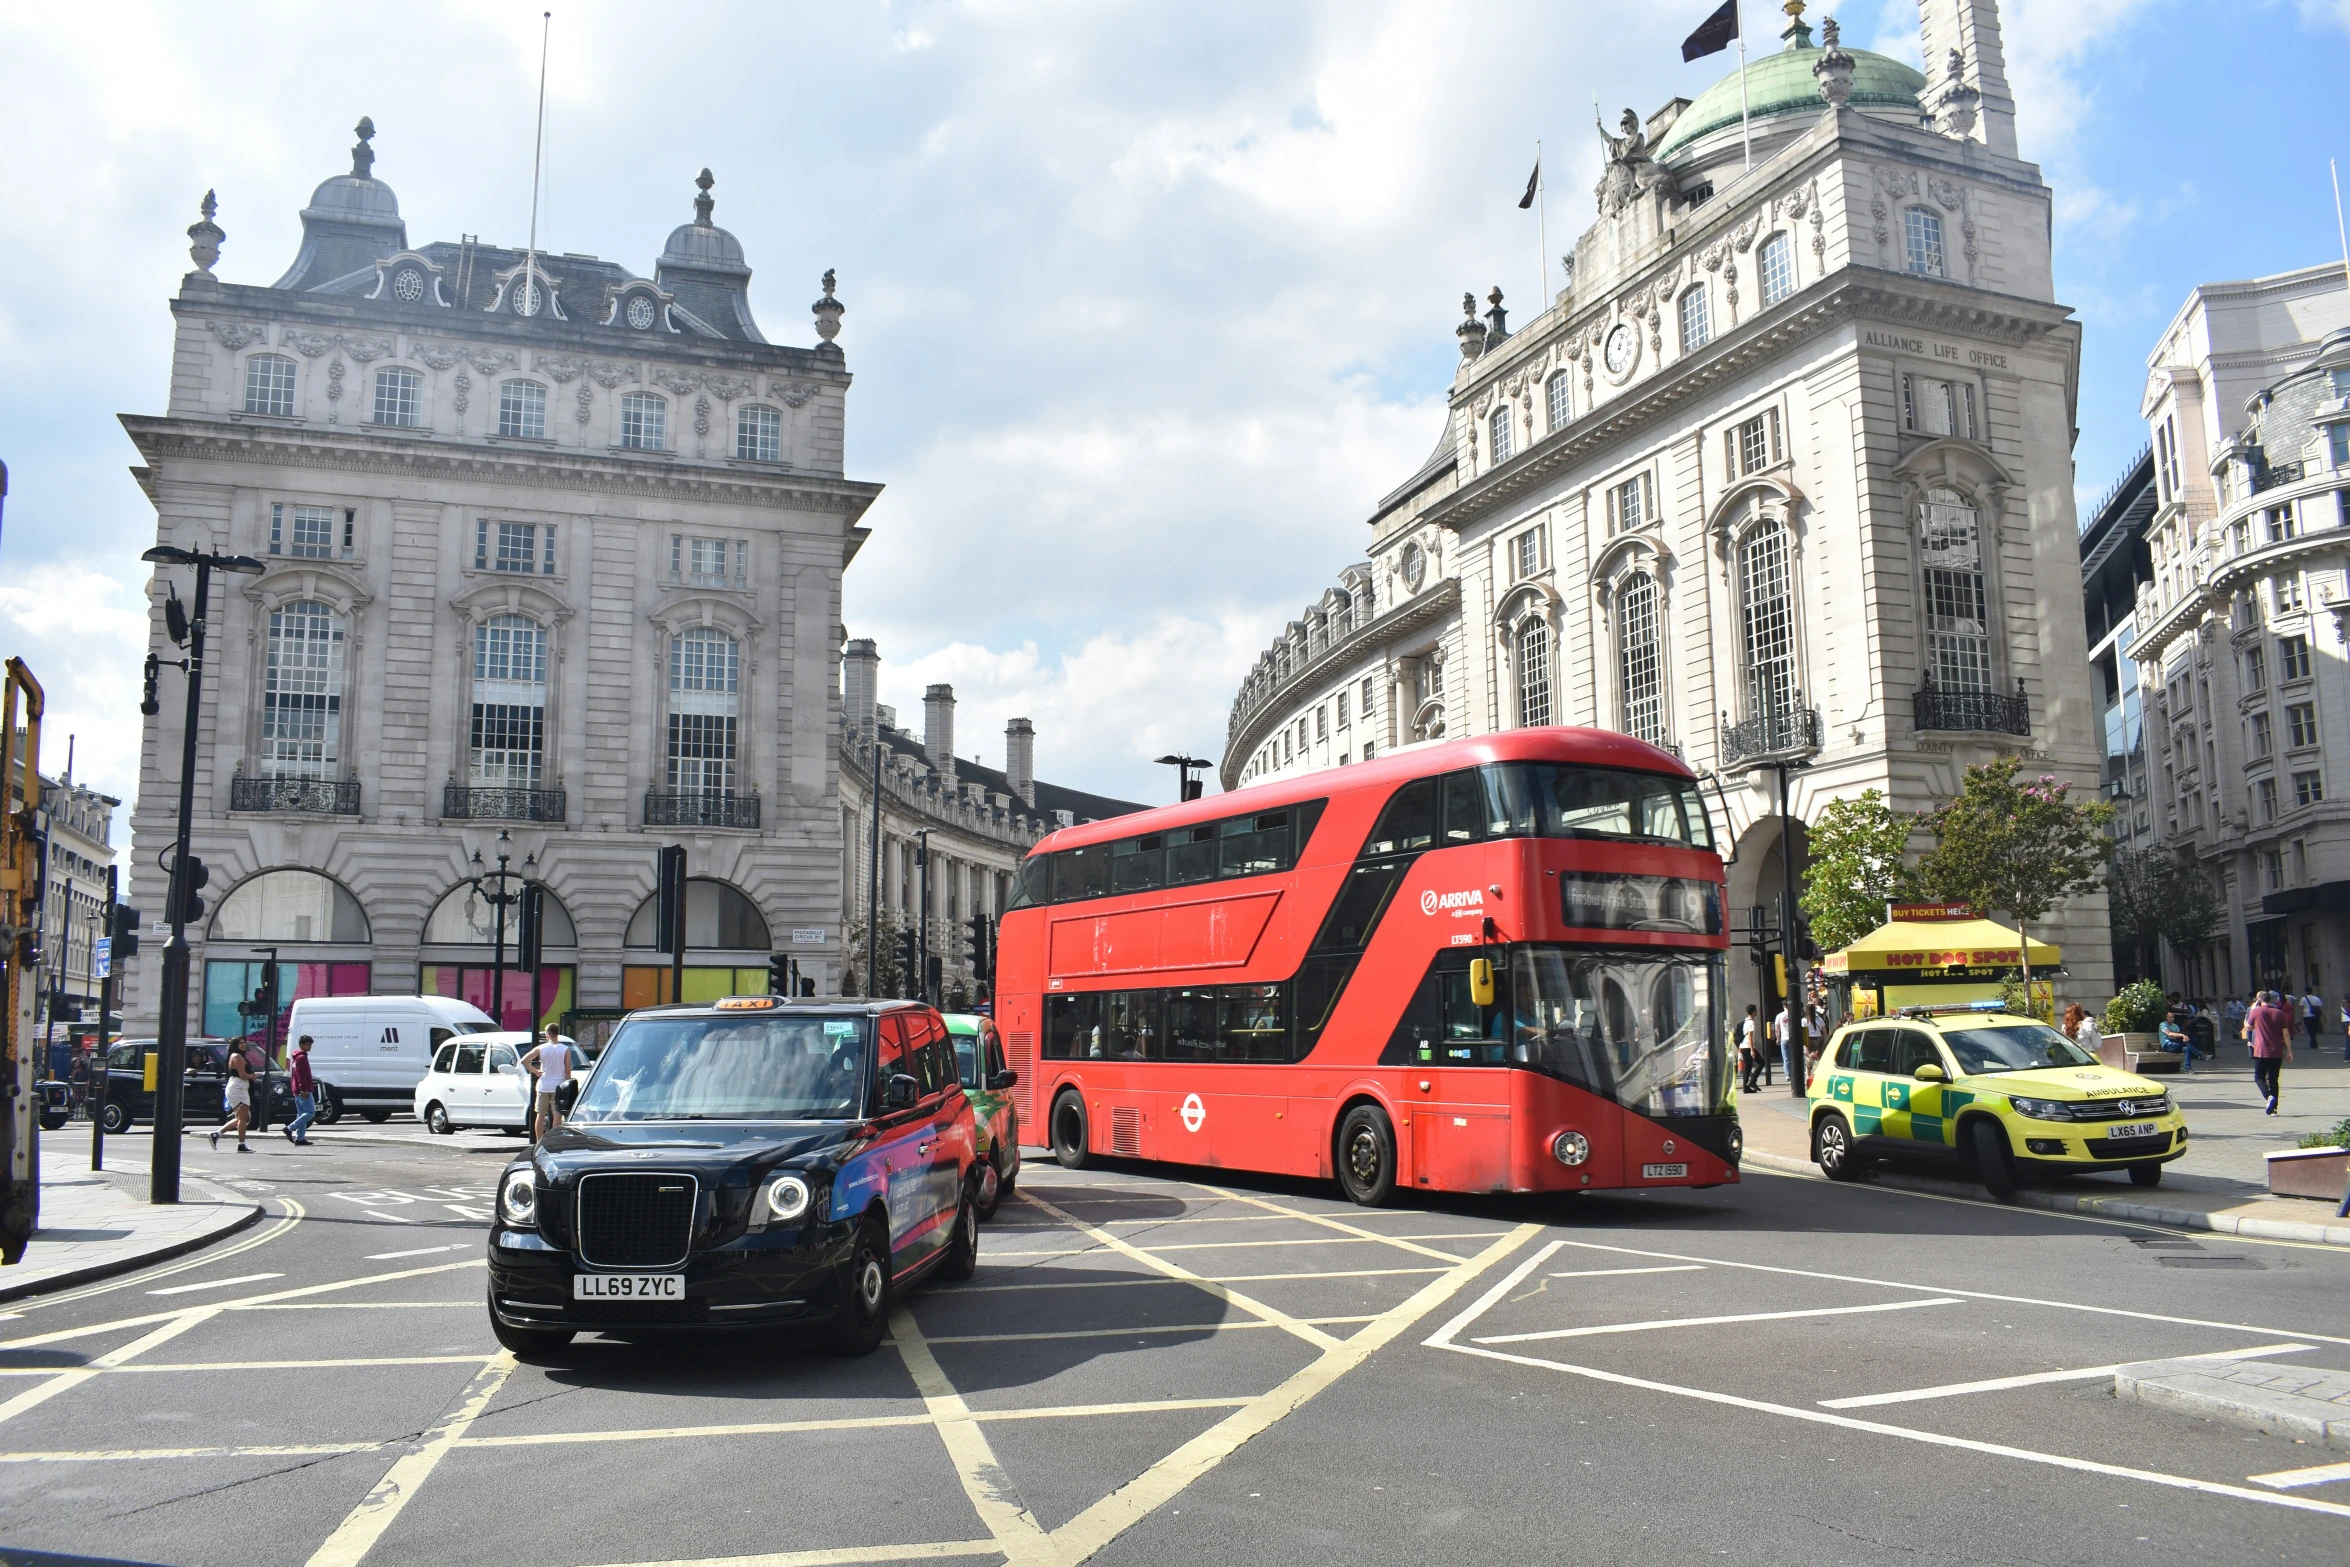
836;642;1145;1005
1224;0;2116;1007
2123;262;2350;1000
2077;446;2157;982
122;123;881;1038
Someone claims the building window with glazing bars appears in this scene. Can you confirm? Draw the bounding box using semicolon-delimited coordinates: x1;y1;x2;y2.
269;503;339;560
619;392;667;450
1757;233;1795;307
2295;769;2325;808
2275;571;2306;615
1315;706;1328;742
1488;405;1514;465
1736;522;1797;721
1546;373;1572;432
1515;618;1552;728
1616;571;1665;746
373;367;420;428
2281;635;2313;680
1904;207;1946;277
1336;689;1349;728
1921;488;1992;693
1510;526;1546;580
497;380;548;440
2259;777;2280;823
477;520;556;574
1728;408;1782;477
1678;286;1710;354
671;535;741;588
736;404;782;462
2251;710;2274;758
244;355;297;417
2288;701;2320;750
263;600;345;778
667;628;741;796
1606;471;1652;534
2244;644;2267;691
1902;374;1977;440
471;615;547;788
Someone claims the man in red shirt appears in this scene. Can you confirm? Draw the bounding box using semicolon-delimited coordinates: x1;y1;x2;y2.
2246;990;2293;1116
283;1034;319;1146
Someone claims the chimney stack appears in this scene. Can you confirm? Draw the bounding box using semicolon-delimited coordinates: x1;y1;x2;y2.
843;638;879;743
924;684;957;785
1005;717;1036;808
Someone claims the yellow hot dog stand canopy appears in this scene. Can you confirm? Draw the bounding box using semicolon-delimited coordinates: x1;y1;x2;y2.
1821;903;2062;1017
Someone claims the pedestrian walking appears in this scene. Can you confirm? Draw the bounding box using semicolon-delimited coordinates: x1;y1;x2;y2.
2301;990;2324;1050
2247;990;2292;1115
2339;994;2350;1064
2076;1006;2103;1060
1737;1005;1761;1094
519;1028;572;1140
283;1034;318;1145
1775;1000;1802;1096
209;1040;254;1153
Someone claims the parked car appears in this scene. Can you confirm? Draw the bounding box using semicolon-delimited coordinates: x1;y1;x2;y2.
414;1032;583;1135
97;1039;295;1134
942;1012;1020;1218
487;997;981;1359
287;995;498;1124
35;1079;73;1131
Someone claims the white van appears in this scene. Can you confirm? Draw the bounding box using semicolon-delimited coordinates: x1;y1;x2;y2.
287;995;498;1124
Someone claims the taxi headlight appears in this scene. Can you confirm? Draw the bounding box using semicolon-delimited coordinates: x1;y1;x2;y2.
1552;1131;1590;1167
765;1174;813;1223
2009;1097;2077;1122
499;1168;539;1226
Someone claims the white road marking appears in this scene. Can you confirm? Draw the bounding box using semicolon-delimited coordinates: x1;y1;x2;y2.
361;1211;414;1224
2251;1459;2350;1490
147;1272;283;1296
1548;1265;1706;1279
1821;1343;2317;1409
1473;1296;1961;1345
1191;1185;1490;1264
366;1244;470;1260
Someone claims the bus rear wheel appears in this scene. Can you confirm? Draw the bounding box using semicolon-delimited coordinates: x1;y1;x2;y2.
1336;1104;1396;1207
1051;1092;1091;1170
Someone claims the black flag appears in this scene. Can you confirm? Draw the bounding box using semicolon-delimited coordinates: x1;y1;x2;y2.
1682;0;1739;61
1518;158;1540;210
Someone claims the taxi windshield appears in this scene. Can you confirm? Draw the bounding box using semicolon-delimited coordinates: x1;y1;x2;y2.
1940;1022;2097;1075
571;1015;868;1121
946;1025;983;1088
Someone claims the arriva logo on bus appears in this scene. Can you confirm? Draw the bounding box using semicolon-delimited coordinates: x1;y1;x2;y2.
1420;888;1485;916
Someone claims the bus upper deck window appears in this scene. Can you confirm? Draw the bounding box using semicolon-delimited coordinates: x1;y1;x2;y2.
1363;778;1436;857
1440;770;1487;844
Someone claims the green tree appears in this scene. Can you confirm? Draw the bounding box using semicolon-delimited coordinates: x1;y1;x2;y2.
1916;756;2116;995
2111;845;2224;977
845;906;905;999
1799;789;1922;954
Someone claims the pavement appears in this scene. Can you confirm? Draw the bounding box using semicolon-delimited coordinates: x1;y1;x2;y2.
1739;1049;2350;1245
0;1134;262;1304
4;1129;2348;1566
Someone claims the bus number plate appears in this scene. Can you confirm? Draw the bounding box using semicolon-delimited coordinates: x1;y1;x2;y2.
1641;1163;1688;1180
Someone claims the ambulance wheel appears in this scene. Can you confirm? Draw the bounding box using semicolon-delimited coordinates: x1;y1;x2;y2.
1967;1119;2018;1202
1813;1113;1863;1182
2128;1161;2164;1188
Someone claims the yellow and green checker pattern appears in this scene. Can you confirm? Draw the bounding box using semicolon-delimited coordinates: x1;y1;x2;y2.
1809;1008;2187;1170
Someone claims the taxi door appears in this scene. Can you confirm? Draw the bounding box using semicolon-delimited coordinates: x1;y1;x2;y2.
908;1013;970;1256
869;1016;941;1273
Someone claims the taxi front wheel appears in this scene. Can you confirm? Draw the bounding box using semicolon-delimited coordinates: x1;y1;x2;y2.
1967;1119;2018;1202
1813;1113;1863;1182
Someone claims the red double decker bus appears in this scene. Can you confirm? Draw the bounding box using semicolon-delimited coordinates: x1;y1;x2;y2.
994;729;1740;1205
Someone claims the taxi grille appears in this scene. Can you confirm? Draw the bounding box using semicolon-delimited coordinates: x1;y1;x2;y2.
576;1173;697;1268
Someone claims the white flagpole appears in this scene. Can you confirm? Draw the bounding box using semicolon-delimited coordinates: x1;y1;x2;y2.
1535;139;1549;308
1736;0;1752;172
2333;159;2350;296
525;10;552;311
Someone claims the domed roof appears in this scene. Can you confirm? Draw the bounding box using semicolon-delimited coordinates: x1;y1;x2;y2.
301;172;402;225
1655;40;1926;161
657;167;749;276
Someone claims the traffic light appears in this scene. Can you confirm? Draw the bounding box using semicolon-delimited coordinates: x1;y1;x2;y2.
768;953;793;997
654;844;688;954
171;854;210;926
895;930;919;998
517;883;546;970
111;903;142;959
1182;778;1203;802
1772;952;1789;999
256;958;280;1019
926;954;943;1001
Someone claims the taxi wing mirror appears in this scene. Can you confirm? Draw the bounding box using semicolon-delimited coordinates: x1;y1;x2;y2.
1913;1063;1948;1083
1469;958;1496;1008
988;1069;1020;1091
886;1072;920;1110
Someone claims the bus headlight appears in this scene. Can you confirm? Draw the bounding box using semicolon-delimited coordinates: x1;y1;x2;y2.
1552;1131;1590;1167
500;1168;539;1227
765;1174;813;1223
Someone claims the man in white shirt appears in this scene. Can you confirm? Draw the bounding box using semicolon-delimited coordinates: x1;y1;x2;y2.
520;1029;572;1140
1774;1002;1800;1097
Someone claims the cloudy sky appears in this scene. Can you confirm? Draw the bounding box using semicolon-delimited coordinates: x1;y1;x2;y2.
3;0;2346;821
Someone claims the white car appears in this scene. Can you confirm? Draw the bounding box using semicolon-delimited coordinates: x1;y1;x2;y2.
413;1032;583;1135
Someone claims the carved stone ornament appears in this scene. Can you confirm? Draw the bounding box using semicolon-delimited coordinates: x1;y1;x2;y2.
453;371;470;414
576;384;594;424
325;359;345;400
652;370;701;396
588;360;639;390
186;190;225;273
706;374;754;402
286;331;337;358
1813;17;1856;109
693;394;711;437
770;380;817;407
464;348;518;377
1732;217;1761;253
340;335;393;364
409;342;463;371
1876;165;1922;200
537;354;586;383
207;321;266;352
1927;177;1964;210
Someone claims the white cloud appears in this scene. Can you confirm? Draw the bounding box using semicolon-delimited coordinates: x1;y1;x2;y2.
0;562;153;819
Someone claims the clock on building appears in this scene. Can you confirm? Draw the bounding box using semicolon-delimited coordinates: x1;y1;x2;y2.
1604;322;1638;380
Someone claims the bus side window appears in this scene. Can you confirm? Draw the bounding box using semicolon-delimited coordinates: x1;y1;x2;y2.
1440;770;1486;844
1218;984;1287;1062
1167;825;1219;885
1111;835;1167;895
1043;992;1101;1060
1165;990;1219;1060
1052;846;1111;902
1363;778;1436;856
1220;811;1291;878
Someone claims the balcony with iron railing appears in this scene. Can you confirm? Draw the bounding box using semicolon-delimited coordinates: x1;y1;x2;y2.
1913;677;2031;737
2250;459;2306;496
643;789;760;830
231;774;361;815
443;783;568;823
1718;695;1822;769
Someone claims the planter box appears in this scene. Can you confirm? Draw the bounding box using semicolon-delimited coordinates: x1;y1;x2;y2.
2098;1032;2180;1074
2265;1145;2350;1201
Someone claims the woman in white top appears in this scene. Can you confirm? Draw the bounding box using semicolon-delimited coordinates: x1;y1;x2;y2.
2075;1009;2102;1059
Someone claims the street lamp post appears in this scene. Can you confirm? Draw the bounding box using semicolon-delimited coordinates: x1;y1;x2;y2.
912;829;932;1006
139;544;265;1205
1154;753;1210;803
463;829;535;1029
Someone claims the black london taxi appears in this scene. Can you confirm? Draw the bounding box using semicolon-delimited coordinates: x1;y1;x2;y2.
97;1037;294;1133
488;997;983;1359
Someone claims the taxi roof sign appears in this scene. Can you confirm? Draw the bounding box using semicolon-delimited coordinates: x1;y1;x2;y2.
714;995;779;1010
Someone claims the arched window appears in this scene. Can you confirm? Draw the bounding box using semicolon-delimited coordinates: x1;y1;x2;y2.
619;391;667;450
1489;405;1514;465
471;615;548;787
210;869;371;943
1515;618;1553;728
263;601;345;777
1678;286;1711;353
1546;372;1572;432
1904;207;1946;277
497;380;547;440
425;880;576;947
1616;572;1666;745
625;879;769;948
667;627;740;796
1736;523;1797;719
244;355;297;417
736;404;782;462
1757;233;1795;307
373;366;420;427
1921;487;1991;691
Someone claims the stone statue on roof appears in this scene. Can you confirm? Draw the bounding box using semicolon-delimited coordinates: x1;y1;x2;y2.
1594;106;1668;217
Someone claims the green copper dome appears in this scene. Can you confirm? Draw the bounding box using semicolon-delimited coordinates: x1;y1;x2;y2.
1654;40;1926;161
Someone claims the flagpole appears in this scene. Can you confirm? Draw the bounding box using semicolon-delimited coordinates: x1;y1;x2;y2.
2333;159;2350;296
1736;0;1751;171
525;10;551;312
1535;139;1549;308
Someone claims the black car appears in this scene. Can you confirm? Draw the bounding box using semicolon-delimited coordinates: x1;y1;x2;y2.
98;1038;295;1134
35;1079;72;1131
488;998;983;1359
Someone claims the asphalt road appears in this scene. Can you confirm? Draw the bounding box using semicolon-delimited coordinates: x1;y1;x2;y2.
4;1122;2348;1567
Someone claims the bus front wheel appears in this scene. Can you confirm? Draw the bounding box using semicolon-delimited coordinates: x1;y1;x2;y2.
1336;1104;1396;1207
1051;1092;1092;1170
